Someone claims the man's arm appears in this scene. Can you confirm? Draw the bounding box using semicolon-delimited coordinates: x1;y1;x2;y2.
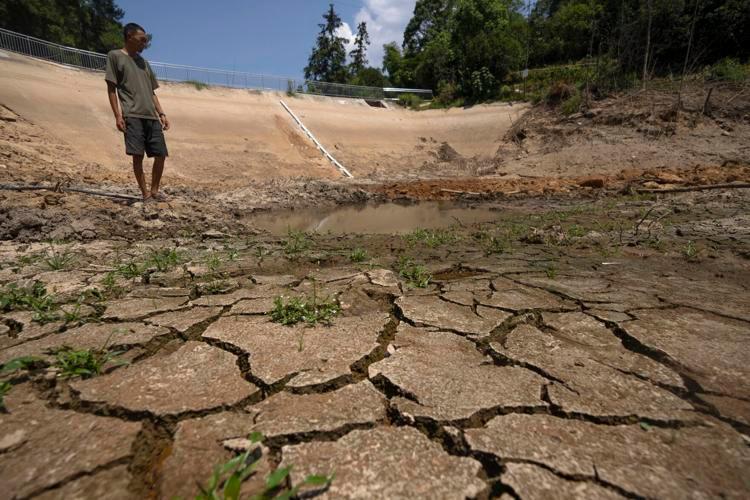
152;93;170;131
107;81;126;132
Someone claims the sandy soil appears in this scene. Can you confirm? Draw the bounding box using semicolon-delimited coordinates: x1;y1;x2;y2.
0;50;525;187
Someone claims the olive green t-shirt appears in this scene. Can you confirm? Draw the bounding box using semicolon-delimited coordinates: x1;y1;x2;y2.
105;49;160;120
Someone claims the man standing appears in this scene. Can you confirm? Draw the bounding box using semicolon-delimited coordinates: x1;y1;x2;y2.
106;23;170;202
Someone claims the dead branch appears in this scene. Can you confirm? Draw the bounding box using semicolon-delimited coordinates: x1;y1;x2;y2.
0;183;140;201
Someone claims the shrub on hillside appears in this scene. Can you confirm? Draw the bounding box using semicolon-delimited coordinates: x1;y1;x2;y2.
708;58;748;82
398;93;424;110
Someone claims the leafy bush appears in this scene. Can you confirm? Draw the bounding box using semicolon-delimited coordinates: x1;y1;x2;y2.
708;58;748;82
436;81;458;105
397;93;424;110
186;79;209;91
560;93;582;115
544;81;574;105
468;67;497;101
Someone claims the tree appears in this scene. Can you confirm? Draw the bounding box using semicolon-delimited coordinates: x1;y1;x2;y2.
349;22;370;75
304;3;349;83
0;0;124;53
403;0;456;55
350;67;390;87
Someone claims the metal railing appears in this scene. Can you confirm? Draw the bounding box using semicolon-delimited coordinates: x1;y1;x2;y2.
0;27;426;100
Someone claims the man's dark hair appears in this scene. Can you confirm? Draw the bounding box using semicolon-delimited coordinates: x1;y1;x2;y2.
123;23;145;41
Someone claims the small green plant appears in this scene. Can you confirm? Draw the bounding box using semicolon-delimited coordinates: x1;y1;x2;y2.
396;256;431;288
545;264;558;280
196;432;332;500
102;271;124;298
270;282;341;327
53;346;126;379
349;248;368;263
0;381;11;411
403;228;459;248
283;230;312;257
270;294;341;327
682;241;699;261
117;260;143;279
225;246;240;262
0;281;59;323
148;247;182;272
566;224;587;238
206;253;223;273
16;253;41;266
1;356;43;376
186;79;209;91
201;279;231;295
483;235;509;255
44;247;75;271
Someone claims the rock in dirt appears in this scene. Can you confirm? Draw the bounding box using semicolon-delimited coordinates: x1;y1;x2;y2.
437;142;461;162
0;384;141;499
34;465;133;500
502;463;625;499
396;295;509;336
161;412;272;499
0;321;171;364
202;313;388;388
72;341;258;416
491;324;691;420
281;426;486;499
243;381;385;438
369;325;546;421
465;413;750;499
622;308;750;400
579;177;605;188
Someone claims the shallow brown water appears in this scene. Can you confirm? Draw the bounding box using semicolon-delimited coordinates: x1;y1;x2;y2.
249;202;502;235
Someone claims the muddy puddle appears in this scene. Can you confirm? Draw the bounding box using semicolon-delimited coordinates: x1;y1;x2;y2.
249;202;502;235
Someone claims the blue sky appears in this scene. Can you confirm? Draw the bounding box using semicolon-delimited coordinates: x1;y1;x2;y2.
117;1;417;79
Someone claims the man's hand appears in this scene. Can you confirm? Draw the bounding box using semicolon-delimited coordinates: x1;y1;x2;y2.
116;116;126;132
160;114;170;131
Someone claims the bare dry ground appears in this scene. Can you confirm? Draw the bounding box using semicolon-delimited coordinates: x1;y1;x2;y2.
1;50;750;499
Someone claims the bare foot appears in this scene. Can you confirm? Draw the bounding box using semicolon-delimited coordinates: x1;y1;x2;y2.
151;192;169;202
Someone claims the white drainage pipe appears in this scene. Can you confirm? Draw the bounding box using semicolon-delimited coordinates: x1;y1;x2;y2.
279;100;353;178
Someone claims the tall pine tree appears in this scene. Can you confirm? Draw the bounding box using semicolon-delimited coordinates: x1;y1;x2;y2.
349;21;370;76
304;4;348;83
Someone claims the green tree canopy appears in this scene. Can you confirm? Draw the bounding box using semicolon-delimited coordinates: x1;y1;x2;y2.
349;21;370;75
304;3;349;83
0;0;124;53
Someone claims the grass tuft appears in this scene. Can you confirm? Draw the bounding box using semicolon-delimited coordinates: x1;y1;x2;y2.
196;432;333;500
396;256;431;288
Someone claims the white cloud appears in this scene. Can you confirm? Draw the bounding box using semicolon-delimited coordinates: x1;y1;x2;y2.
352;0;416;68
336;22;356;54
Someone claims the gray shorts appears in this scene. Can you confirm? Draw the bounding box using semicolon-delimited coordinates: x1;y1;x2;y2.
124;117;169;158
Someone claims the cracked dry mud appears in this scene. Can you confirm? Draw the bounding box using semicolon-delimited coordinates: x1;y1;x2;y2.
1;190;750;499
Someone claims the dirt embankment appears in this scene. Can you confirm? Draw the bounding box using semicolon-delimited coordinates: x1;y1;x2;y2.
1;49;750;242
